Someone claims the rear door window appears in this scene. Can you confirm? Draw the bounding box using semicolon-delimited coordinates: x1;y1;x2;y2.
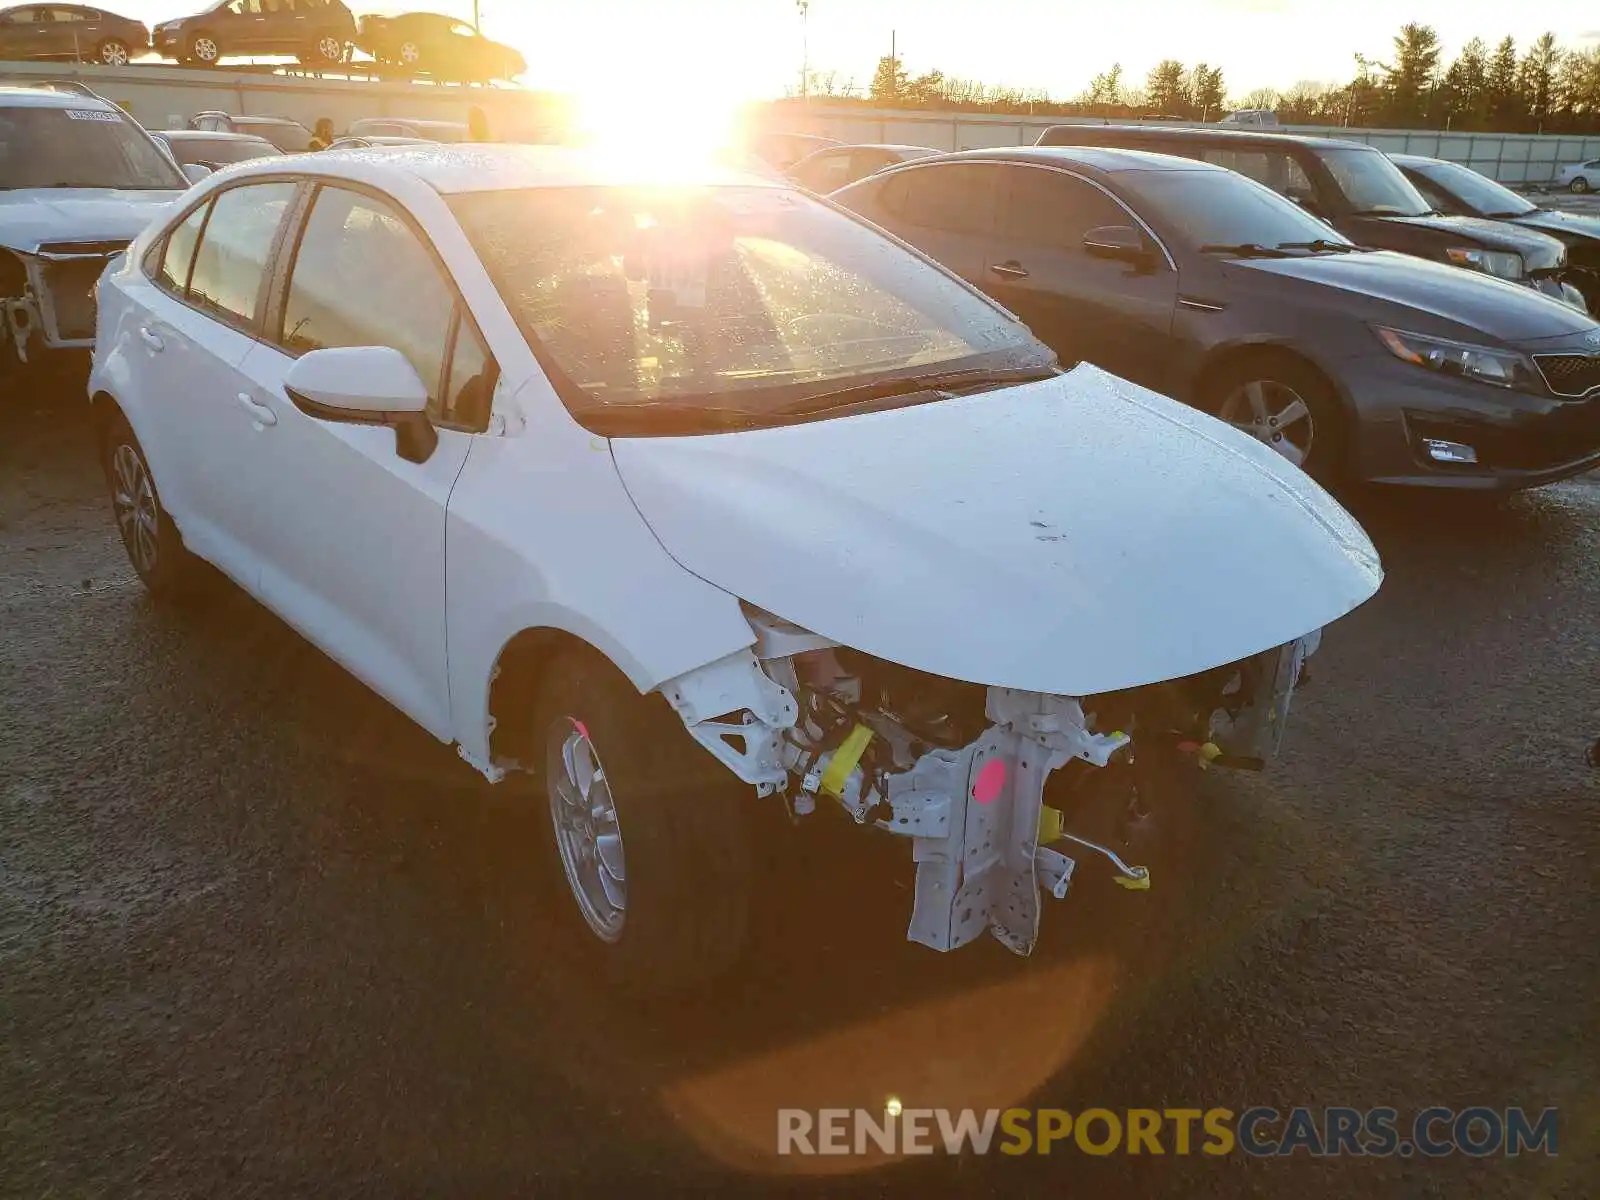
184;181;296;328
890;164;998;235
1000;167;1132;248
152;201;209;295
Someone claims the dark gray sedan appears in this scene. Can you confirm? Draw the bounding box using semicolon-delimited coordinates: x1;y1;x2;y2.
832;146;1600;490
1394;154;1600;314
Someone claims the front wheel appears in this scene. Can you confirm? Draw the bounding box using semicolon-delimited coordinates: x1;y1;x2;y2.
530;646;752;991
1571;176;1591;195
97;38;131;66
186;32;220;65
311;33;345;63
1204;353;1346;483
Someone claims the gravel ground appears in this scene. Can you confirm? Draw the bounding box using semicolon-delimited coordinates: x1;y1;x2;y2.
1;389;1596;1199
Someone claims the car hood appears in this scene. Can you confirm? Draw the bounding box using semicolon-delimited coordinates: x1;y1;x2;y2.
1233;251;1595;343
1512;208;1600;244
610;365;1383;697
1367;212;1567;265
0;189;183;254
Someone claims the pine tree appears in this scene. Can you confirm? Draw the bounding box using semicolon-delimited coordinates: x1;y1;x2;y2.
1381;23;1442;127
1145;59;1189;115
1518;33;1563;127
1486;36;1521;127
1442;37;1490;128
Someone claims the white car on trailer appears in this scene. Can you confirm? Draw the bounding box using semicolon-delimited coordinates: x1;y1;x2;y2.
89;145;1383;988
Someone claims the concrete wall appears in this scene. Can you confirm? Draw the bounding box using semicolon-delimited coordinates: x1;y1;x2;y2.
0;59;562;139
766;105;1600;185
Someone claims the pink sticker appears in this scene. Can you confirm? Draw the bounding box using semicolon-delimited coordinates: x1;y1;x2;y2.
972;759;1007;805
572;719;590;739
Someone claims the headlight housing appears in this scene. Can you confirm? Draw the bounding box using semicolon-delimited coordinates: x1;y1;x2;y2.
1444;246;1524;280
1374;327;1534;390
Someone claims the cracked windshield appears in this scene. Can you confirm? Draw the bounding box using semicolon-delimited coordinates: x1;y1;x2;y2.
451;184;1038;419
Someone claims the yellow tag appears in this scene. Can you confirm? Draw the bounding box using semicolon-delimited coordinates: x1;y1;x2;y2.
1114;869;1152;891
820;724;874;796
1037;805;1064;845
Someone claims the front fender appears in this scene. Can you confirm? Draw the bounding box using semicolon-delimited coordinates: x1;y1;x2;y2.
443;381;757;769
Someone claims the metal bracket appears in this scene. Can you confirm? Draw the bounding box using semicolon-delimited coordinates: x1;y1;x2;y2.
660;650;798;789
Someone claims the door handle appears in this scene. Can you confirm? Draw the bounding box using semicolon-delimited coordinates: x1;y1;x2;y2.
236;392;278;427
989;261;1030;279
138;326;164;352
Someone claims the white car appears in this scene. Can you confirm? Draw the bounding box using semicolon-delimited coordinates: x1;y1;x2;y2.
1555;158;1600;194
90;146;1383;987
0;81;192;376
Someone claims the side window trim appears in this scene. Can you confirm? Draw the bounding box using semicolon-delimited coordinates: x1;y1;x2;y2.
265;179;497;434
984;160;1176;271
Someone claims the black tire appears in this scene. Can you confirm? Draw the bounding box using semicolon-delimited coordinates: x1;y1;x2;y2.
1201;351;1347;484
1572;176;1590;195
96;37;131;66
102;412;212;602
186;31;219;66
529;645;752;992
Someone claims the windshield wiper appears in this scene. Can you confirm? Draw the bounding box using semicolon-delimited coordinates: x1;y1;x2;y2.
574;400;770;434
1275;239;1358;253
1198;242;1293;258
768;364;1061;419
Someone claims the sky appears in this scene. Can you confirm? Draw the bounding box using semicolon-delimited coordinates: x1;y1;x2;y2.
119;0;1600;104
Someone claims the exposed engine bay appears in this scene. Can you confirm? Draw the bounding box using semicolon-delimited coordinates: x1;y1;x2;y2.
2;242;125;365
660;606;1318;957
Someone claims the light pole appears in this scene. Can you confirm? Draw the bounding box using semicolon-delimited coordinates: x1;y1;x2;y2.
796;0;809;101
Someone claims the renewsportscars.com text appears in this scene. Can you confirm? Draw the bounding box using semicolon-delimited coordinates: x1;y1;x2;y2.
777;1106;1558;1158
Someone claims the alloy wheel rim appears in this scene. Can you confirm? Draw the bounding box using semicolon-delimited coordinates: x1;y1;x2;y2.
546;718;627;943
195;37;217;60
400;42;421;64
102;41;129;65
1219;379;1314;468
111;443;159;575
318;35;342;59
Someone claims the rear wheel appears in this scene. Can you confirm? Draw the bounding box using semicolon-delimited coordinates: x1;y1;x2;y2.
97;37;131;66
103;412;211;601
1204;352;1346;483
530;646;752;992
1571;176;1591;195
312;32;345;63
397;39;423;70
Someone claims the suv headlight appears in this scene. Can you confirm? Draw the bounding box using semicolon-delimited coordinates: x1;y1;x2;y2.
1445;246;1524;280
1374;327;1533;390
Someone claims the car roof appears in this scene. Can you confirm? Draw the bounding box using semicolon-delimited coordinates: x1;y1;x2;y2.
915;145;1222;177
0;84;119;110
161;129;275;143
1040;123;1369;152
1388;154;1451;169
217;143;783;194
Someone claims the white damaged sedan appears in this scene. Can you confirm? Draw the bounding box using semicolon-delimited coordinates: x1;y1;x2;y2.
90;146;1382;987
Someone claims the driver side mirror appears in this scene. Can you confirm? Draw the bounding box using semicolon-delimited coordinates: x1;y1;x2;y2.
182;163;214;185
1083;225;1156;268
283;346;438;464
